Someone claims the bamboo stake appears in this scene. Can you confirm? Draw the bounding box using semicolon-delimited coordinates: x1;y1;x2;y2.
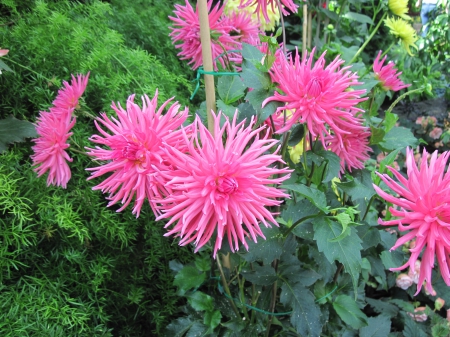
198;0;216;135
302;2;308;58
307;10;312;49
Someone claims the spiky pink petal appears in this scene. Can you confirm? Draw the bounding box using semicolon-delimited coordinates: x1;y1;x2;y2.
373;51;410;91
156;111;291;257
86;90;189;217
374;148;450;295
239;0;298;23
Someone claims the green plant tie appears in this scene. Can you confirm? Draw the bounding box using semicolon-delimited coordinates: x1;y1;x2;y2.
314;286;338;303
190;67;240;101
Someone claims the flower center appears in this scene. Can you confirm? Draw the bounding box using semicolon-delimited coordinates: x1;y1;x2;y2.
306;77;322;98
217;176;238;194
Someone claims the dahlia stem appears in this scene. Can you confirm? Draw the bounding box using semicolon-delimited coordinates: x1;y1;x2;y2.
4;57;53;82
302;2;308;58
348;11;387;65
217;254;241;318
198;0;216;135
265;259;279;337
381;41;395;58
276;0;287;56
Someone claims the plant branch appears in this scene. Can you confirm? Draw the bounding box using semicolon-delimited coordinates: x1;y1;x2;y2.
217;255;241;319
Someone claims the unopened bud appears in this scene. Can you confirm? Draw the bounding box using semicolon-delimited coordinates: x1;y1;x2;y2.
408;260;421;284
327;24;334;30
447;309;450;322
435;298;445;311
409;239;416;250
408;307;428;322
396;273;413;290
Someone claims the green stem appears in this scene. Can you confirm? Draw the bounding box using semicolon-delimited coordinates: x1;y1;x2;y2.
265;259;279;337
276;0;287;56
112;55;145;93
283;213;319;237
348;12;387;64
362;195;375;222
217;256;241;319
4;57;53;82
237;273;250;321
381;41;395;58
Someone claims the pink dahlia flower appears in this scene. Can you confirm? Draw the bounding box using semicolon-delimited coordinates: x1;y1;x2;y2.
223;10;261;43
0;49;8;57
156;111;291;257
52;72;90;112
263;48;367;146
31;110;75;188
326;127;372;174
239;0;298;23
373;51;410;92
374;147;450;295
170;0;238;70
86;91;189;217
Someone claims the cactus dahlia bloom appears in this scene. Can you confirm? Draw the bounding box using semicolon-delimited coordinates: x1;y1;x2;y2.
388;0;411;21
373;51;410;92
156;112;291;257
224;0;280;31
31;110;75;189
169;0;238;70
263;48;367;147
222;10;261;43
239;0;298;23
374;148;450;295
385;17;419;56
326;127;372;174
52;73;90;111
86;91;189;218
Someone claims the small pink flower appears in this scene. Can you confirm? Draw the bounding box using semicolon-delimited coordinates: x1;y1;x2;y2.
239;0;298;23
429;127;443;140
373;51;410;91
326;128;372;174
223;10;260;43
415;116;423;125
408;260;421;284
31;110;75;188
156;111;291;257
0;49;8;57
396;273;414;290
169;0;238;70
52;72;90;112
262;48;367;146
408;307;428;322
86;91;189;217
447;309;450;322
374;148;450;295
435;298;445;311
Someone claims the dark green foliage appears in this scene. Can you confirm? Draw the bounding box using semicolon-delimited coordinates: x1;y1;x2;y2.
0;0;192;120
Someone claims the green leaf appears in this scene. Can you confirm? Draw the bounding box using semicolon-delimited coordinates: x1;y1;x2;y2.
241;42;264;63
342;12;373;24
0;59;13;72
288;124;305;146
186;322;209;337
282;198;320;227
217;75;246;104
313;217;362;297
380;250;405;270
245;88;282;122
359;315;391;337
365;298;399;318
173;266;205;294
241;264;277;286
370;126;385;145
353;79;379;96
241;226;283;264
165;317;195;337
236;102;257;126
283;184;329;213
187;291;214;311
403;316;428;337
280;283;323;337
0;116;37;153
217;99;238;119
195;255;211;272
241;60;271;90
384;111;398;133
332;295;368;329
337;170;376;201
380;126;419;151
315;150;342;183
204;310;222;330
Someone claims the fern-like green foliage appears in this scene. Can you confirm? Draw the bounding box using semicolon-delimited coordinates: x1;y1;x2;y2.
0;0;196;335
0;0;192;120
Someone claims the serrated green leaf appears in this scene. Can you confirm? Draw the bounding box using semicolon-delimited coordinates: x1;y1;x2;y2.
186;321;209;337
380;126;419;151
280;283;323;337
240;226;283;264
0;59;13;72
217;99;238;119
241;60;271;90
315;150;342;183
288;124;305;146
165;317;195;337
333;295;368;329
359;315;391;337
370;126;385;145
380;250;405;270
337;170;376;201
403;316;428;337
244;87;282;122
241;264;277;286
342;12;373;24
281;198;320;226
283;184;329;213
0;116;37;153
217;75;246;104
365;298;399;318
173;266;205;293
384;111;398;133
194;255;211;272
236;102;257;126
187;291;214;311
431;323;450;337
204;310;222;330
241;42;264;62
313;217;362;297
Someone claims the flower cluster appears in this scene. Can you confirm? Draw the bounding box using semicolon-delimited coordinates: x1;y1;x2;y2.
87;92;291;256
374;147;450;295
31;73;90;188
263;48;370;172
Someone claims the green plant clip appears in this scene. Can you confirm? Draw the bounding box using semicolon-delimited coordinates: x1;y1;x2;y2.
190;67;240;100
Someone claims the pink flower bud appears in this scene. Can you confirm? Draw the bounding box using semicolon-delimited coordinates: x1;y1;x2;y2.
435;298;445;311
447;309;450;322
409;239;416;249
396;273;413;290
408;260;421;284
0;49;8;57
408;307;428;322
424;282;436;296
